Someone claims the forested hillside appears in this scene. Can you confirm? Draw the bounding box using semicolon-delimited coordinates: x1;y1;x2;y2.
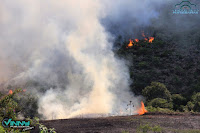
115;34;200;112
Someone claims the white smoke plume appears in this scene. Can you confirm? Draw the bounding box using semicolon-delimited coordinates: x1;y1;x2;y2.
0;0;168;119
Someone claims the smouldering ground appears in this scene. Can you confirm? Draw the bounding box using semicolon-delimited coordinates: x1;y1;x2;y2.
31;113;200;133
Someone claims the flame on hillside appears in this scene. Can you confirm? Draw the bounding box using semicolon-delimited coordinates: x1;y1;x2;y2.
137;101;148;115
127;32;154;48
135;39;139;42
9;90;13;94
148;37;154;43
126;39;134;48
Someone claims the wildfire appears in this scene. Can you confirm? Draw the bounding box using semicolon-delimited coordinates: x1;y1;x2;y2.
127;32;154;48
127;39;134;48
148;37;154;43
9;90;13;95
137;101;148;115
135;39;139;43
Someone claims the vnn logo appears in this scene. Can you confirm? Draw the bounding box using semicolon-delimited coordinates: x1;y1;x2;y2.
2;118;30;128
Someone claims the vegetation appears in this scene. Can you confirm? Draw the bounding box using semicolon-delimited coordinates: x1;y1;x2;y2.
136;124;162;133
39;124;56;133
142;82;171;101
148;98;173;109
116;37;200;113
172;94;186;111
0;89;22;120
0;89;54;133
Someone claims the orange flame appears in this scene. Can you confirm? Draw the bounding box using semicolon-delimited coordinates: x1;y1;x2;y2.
127;32;154;48
148;37;154;43
127;39;134;47
135;39;139;43
138;101;148;115
9;90;13;95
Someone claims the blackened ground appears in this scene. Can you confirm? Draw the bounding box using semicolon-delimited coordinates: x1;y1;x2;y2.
31;112;200;133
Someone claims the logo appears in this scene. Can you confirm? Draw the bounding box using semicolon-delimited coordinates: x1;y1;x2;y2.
2;118;34;131
173;0;199;14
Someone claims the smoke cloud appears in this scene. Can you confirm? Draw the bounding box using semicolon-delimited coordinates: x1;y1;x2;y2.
0;0;180;119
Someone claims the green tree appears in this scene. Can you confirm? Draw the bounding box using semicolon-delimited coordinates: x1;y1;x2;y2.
142;82;171;101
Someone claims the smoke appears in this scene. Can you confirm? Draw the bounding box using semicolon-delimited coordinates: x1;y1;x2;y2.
153;1;200;47
0;0;177;119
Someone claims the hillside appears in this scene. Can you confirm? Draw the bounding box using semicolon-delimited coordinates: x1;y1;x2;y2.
116;38;200;95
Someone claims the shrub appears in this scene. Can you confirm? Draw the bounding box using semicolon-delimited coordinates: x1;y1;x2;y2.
137;124;152;133
186;101;195;111
142;82;171;101
0;89;22;119
192;92;200;102
137;124;162;133
193;102;200;112
152;125;162;133
148;98;173;109
146;106;173;113
186;93;200;112
172;94;186;111
39;123;56;133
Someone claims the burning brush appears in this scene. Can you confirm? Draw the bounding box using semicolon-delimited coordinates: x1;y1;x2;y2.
126;101;148;115
137;101;148;115
126;32;154;48
9;90;13;95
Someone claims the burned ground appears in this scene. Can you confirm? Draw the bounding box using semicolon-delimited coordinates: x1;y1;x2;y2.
31;113;200;133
